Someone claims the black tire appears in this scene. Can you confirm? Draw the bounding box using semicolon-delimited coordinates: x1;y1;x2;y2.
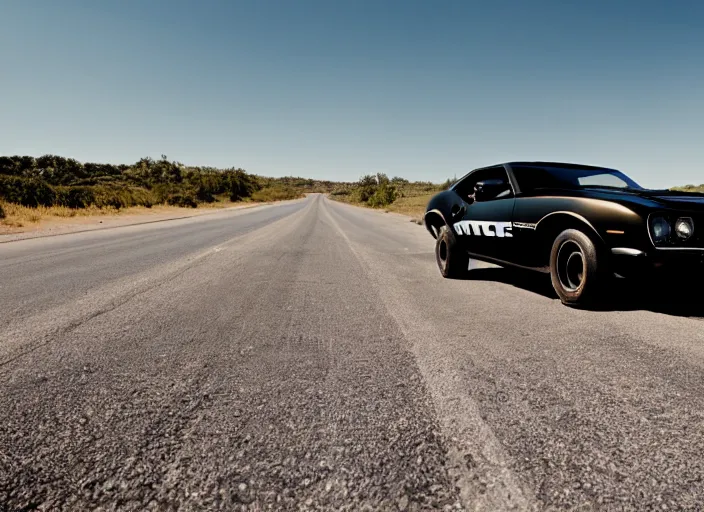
435;225;470;279
549;228;605;306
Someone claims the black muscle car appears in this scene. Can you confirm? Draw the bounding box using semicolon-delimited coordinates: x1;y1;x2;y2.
424;162;704;306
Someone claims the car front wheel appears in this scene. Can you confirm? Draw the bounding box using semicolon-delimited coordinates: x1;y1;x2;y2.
435;225;470;279
549;228;604;306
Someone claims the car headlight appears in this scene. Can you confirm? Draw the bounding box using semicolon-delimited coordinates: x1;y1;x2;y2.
675;217;694;240
649;215;671;244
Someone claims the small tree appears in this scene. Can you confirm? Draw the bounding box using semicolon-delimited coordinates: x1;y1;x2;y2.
367;181;397;207
355;174;377;202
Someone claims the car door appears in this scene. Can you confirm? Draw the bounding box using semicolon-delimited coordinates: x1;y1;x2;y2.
450;166;516;262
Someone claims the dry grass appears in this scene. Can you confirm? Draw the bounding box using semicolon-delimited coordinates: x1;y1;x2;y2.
0;203;86;227
672;185;704;193
250;186;303;202
384;193;434;219
0;199;242;229
334;192;433;224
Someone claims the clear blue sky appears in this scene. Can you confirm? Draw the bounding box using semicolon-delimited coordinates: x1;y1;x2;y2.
1;0;702;187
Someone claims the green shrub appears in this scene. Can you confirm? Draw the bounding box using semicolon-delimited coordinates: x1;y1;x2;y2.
251;185;303;202
0;153;408;212
150;183;175;205
227;170;260;201
166;193;198;208
367;182;398;207
0;175;56;206
354;174;378;202
196;185;216;203
91;186;124;209
126;187;156;208
0;202;5;219
0;155;266;208
56;186;96;208
342;173;399;207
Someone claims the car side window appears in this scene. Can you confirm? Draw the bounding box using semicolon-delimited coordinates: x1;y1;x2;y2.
454;167;513;202
511;165;571;192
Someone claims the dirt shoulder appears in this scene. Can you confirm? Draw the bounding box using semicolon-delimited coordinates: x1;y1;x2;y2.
0;202;268;243
329;193;432;225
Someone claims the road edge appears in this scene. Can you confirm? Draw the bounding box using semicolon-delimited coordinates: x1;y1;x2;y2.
0;199;307;244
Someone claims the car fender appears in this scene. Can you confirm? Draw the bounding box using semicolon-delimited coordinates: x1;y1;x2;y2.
534;211;605;245
424;191;458;239
519;196;646;247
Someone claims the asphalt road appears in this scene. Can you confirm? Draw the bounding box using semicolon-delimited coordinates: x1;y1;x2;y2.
2;194;704;511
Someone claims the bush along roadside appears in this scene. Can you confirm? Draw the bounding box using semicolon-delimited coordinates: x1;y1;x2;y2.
331;173;451;209
348;174;399;207
0;154;311;213
251;185;303;202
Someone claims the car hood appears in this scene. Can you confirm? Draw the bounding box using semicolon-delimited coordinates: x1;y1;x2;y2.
619;189;704;212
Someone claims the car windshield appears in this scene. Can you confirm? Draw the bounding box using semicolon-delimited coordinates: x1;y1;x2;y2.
511;165;642;192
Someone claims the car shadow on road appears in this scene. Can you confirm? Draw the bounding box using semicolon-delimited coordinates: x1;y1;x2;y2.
464;267;704;319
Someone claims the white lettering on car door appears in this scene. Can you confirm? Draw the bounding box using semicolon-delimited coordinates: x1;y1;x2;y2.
453;221;513;237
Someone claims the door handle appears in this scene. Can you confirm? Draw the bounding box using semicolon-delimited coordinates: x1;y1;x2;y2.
451;204;466;218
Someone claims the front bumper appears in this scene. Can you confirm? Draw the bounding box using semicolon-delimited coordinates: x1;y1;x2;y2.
611;247;704;278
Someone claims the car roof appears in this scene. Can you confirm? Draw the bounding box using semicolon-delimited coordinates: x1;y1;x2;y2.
452;161;621;188
503;161;620;172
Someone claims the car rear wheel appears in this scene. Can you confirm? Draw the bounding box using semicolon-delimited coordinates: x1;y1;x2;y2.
435;225;470;279
549;228;604;306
